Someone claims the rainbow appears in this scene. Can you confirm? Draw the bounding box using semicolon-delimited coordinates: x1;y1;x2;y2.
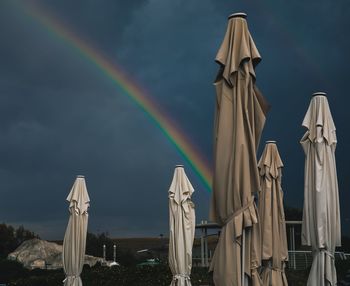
21;2;212;191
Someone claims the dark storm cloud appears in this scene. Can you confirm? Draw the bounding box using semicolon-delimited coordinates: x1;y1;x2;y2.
0;0;183;238
29;0;148;53
0;0;349;239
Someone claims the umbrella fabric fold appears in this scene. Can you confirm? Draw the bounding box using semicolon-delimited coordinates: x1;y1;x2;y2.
62;176;90;286
168;166;195;286
210;14;269;286
300;95;341;286
258;142;288;286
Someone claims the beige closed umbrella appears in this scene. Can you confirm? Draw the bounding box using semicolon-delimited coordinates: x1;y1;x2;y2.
209;12;269;286
300;92;341;286
258;141;288;286
62;175;90;286
168;165;196;286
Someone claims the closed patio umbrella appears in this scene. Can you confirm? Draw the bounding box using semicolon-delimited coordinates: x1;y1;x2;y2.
168;165;196;286
258;141;288;286
300;92;341;286
209;12;269;286
62;175;90;286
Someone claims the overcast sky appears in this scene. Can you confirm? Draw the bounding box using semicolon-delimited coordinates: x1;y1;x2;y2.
0;0;349;239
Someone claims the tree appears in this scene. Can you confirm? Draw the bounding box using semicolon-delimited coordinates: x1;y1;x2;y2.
0;224;17;258
85;232;137;266
0;223;39;258
15;225;38;245
284;206;302;221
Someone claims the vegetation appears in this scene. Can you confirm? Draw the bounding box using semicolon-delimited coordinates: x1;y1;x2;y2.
0;259;29;283
0;259;349;286
284;206;302;221
341;235;350;253
0;223;38;258
85;232;138;267
0;222;349;285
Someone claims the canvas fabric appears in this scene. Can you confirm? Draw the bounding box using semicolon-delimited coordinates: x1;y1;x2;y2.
63;177;90;286
168;167;196;286
210;15;269;286
300;95;341;286
258;142;288;286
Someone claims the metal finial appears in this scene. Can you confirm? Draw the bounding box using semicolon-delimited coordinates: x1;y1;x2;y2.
312;91;327;97
228;12;247;19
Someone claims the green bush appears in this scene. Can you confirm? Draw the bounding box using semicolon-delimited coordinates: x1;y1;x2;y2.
0;259;29;283
5;260;350;286
9;273;64;286
336;259;350;281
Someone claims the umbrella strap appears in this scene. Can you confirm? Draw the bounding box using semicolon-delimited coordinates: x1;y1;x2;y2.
173;274;190;281
63;275;80;282
221;198;254;226
265;266;284;273
319;249;335;259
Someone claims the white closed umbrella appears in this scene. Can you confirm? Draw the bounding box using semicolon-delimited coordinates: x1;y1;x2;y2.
62;175;90;286
168;165;196;286
300;92;341;286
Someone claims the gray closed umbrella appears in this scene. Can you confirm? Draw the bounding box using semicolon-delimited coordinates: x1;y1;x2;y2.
258;141;288;286
168;165;196;286
209;12;269;286
300;92;341;286
62;176;90;286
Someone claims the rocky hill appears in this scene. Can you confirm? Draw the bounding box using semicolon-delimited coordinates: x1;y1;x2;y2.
8;238;103;269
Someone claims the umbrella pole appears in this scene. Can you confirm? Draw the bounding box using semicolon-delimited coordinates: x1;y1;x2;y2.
242;230;245;286
241;229;249;286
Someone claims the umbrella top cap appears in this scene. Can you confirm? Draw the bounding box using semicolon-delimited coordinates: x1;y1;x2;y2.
312;91;327;97
266;140;277;144
175;164;184;168
77;175;85;178
228;12;247;19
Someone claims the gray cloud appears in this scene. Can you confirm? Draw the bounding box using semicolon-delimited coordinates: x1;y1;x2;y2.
0;0;349;239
